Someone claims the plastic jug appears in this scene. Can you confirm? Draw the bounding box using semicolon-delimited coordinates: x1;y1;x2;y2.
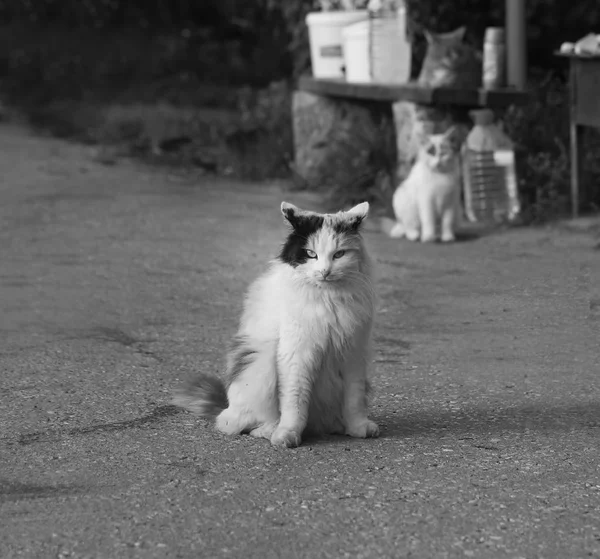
462;109;520;223
343;20;371;82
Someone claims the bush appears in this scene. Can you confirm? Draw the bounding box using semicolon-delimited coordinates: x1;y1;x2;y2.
504;69;600;221
503;71;570;221
1;0;600;218
225;80;294;180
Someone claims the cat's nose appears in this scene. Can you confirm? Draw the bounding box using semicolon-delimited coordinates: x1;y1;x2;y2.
320;269;331;279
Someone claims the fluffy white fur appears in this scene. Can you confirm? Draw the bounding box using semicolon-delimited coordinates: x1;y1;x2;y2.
387;128;462;243
173;201;379;448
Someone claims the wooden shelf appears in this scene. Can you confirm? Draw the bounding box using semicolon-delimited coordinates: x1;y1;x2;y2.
298;76;530;108
555;51;600;60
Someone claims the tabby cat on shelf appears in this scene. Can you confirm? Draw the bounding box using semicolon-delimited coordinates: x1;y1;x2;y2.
418;26;482;89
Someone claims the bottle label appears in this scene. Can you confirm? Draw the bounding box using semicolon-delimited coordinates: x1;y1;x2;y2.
320;45;343;58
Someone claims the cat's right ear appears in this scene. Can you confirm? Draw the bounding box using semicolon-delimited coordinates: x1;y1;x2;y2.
451;26;466;41
281;202;300;227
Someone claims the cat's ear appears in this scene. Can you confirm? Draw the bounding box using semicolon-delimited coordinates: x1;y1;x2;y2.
423;29;434;44
443;125;458;139
442;125;463;150
281;202;300;226
451;26;466;41
347;202;369;220
418;130;435;150
344;201;369;230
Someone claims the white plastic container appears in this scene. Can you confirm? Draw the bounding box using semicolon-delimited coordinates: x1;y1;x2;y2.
483;27;506;89
342;20;371;82
306;10;369;78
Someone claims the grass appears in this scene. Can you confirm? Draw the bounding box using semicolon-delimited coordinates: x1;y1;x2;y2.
0;24;294;180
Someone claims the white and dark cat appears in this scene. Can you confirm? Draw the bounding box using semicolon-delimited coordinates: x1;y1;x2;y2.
173;202;379;448
384;127;462;243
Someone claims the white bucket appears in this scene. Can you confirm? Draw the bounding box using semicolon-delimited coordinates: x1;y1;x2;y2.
306;10;369;78
342;20;371;83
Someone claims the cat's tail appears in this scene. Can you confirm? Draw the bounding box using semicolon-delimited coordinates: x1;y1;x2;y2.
380;217;405;239
172;373;228;417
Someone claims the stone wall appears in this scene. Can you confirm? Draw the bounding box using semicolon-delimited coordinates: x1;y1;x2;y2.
292;90;396;192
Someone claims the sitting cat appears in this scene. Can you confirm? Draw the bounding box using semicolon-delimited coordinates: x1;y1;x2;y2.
418;26;482;90
385;127;462;243
173;201;379;448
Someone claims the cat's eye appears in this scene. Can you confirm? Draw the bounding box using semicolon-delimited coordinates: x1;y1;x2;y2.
305;249;317;259
426;144;436;156
333;250;346;259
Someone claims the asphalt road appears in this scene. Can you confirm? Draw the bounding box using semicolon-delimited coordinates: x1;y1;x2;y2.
1;123;600;559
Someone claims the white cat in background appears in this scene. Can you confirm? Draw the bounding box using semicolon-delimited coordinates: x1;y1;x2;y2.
173;201;379;448
385;127;462;243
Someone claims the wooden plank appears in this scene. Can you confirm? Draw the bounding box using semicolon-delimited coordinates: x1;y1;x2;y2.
478;88;531;107
298;76;529;108
298;76;434;103
555;51;600;60
569;58;582;217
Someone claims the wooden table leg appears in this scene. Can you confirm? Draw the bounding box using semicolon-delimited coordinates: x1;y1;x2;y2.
570;121;581;219
569;59;585;219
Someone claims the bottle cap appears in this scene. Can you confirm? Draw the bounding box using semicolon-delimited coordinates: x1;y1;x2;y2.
485;27;505;44
469;109;495;125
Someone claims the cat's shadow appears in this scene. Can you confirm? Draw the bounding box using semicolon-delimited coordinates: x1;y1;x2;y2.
454;223;506;242
376;401;600;439
303;401;600;446
375;217;505;243
454;229;485;243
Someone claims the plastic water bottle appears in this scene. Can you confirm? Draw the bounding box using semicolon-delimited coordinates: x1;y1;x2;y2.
462;109;520;223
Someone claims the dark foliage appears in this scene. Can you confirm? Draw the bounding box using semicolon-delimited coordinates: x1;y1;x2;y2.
0;0;599;217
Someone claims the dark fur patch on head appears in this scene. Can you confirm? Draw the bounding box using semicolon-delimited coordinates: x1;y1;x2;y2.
278;214;324;267
332;215;365;235
227;335;258;384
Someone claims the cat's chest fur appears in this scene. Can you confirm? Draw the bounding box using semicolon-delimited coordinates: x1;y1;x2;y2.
407;162;459;198
283;281;370;354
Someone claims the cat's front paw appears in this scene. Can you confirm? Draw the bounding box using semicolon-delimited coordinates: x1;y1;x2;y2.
405;230;420;242
441;232;456;243
345;419;380;439
388;223;406;239
249;422;277;440
215;409;242;435
270;427;302;448
420;234;437;243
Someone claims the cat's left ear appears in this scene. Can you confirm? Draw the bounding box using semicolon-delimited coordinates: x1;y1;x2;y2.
345;201;369;230
450;26;467;41
443;125;463;149
443;125;458;140
281;202;300;226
